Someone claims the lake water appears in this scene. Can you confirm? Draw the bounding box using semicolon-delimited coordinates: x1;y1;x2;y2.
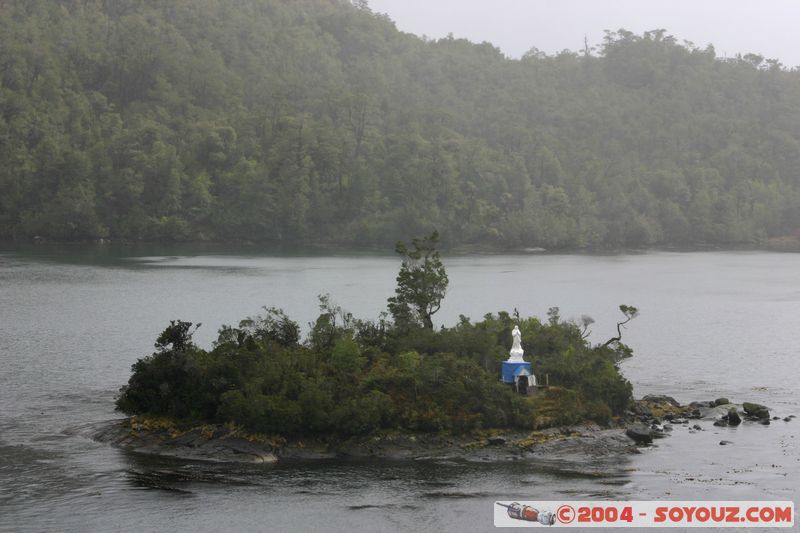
1;245;798;531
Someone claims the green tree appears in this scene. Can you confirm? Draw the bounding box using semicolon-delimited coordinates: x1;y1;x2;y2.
387;231;449;329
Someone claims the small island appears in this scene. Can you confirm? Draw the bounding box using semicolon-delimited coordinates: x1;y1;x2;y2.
97;232;692;463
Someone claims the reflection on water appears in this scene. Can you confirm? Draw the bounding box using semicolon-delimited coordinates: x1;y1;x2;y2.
0;246;798;531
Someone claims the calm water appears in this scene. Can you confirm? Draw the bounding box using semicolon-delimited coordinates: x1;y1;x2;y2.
1;246;798;531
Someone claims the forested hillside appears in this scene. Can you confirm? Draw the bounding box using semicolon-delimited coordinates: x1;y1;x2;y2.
2;0;800;248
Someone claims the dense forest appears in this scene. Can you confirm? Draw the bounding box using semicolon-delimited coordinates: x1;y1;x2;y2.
2;0;800;248
116;306;634;435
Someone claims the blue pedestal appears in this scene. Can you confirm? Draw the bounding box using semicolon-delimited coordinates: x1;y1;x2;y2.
501;361;532;384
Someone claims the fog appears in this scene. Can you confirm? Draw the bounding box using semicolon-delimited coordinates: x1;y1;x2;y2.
368;0;800;67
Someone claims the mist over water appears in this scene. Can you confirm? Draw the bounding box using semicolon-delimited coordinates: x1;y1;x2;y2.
1;246;797;531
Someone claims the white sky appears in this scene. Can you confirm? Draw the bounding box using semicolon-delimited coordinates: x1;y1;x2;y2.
367;0;800;67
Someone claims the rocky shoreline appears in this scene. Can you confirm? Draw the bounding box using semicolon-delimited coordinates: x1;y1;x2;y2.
91;396;791;465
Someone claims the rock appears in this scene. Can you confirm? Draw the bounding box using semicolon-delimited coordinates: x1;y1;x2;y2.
643;395;680;406
727;408;741;426
632;403;652;417
662;425;673;432
789;415;796;419
759;419;771;426
652;429;667;439
689;401;712;408
692;424;702;431
663;413;675;421
487;436;507;446
688;409;702;419
713;419;728;427
713;398;730;407
719;440;733;445
772;416;780;420
784;417;792;422
743;402;770;419
626;424;654;445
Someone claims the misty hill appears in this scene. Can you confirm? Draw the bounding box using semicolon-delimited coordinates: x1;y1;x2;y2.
2;0;799;248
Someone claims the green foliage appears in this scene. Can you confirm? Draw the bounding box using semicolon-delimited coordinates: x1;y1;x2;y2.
2;2;800;247
116;302;634;435
387;231;449;329
155;320;198;351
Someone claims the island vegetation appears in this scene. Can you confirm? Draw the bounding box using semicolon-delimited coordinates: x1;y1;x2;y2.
116;233;635;438
2;0;800;249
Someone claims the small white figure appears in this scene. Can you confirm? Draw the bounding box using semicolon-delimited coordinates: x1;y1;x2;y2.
508;325;525;362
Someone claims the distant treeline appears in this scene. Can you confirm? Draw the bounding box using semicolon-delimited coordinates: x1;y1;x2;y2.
2;0;799;247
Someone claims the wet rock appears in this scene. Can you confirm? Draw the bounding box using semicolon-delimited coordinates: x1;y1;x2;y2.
771;416;780;420
487;436;507;446
713;398;730;407
713;419;728;427
689;401;712;408
626;424;654;445
643;395;680;406
784;417;792;422
662;425;673;432
743;402;770;420
652;429;667;439
688;409;703;419
719;440;733;446
759;419;771;426
727;408;741;426
692;424;702;431
663;413;675;421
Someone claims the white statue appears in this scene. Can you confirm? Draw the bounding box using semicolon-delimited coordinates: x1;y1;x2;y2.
508;325;525;362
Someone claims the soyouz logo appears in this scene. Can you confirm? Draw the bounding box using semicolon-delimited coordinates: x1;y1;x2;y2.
493;501;795;528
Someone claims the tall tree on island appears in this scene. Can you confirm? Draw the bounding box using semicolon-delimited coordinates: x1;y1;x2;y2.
388;231;449;330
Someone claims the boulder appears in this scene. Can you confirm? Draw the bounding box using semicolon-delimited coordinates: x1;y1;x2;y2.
719;440;733;446
626;424;654;445
692;424;702;431
652;429;667;439
487;436;507;446
713;419;728;427
743;402;770;419
642;395;680;406
713;398;730;407
727;408;741;426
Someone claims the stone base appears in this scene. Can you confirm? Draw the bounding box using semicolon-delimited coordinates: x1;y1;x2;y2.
501;361;532;384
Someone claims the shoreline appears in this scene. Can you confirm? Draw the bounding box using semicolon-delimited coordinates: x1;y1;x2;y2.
2;238;798;255
91;417;639;465
91;397;708;464
90;396;768;465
